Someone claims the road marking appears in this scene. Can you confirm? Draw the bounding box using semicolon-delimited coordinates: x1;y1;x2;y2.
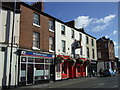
98;83;104;86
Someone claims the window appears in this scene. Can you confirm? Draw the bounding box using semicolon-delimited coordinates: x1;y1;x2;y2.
92;49;95;59
87;47;89;58
86;36;89;44
98;52;101;58
33;32;40;48
71;29;74;38
79;33;82;41
62;40;66;52
49;36;54;51
49;20;54;30
61;25;65;35
33;13;40;25
80;47;82;55
92;39;94;46
105;43;108;49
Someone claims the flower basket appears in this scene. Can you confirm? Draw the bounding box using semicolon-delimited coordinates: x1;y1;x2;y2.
67;58;76;66
55;55;64;64
76;58;84;65
84;59;91;66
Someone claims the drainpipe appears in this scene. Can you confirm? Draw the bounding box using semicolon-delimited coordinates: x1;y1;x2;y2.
8;0;16;88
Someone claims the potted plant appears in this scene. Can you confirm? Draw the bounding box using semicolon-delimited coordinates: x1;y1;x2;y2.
55;55;64;64
67;58;76;66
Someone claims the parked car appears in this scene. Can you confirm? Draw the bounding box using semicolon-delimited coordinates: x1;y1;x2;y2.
109;69;116;76
103;70;111;77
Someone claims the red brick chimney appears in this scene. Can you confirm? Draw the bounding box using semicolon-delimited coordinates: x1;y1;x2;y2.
31;1;44;12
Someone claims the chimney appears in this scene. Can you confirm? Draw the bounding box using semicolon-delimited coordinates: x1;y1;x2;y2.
79;28;84;32
65;20;75;28
31;1;44;12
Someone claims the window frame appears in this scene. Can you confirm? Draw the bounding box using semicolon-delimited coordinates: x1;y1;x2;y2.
61;40;66;53
33;13;40;26
49;20;54;31
61;25;65;35
49;36;54;51
71;29;75;38
33;32;40;49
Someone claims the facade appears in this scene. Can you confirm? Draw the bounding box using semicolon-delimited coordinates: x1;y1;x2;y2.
97;36;115;73
18;2;55;86
0;2;20;88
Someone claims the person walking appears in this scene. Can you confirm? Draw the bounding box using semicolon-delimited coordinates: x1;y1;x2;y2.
99;68;103;77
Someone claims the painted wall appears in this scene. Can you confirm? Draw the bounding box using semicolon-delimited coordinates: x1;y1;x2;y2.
0;9;20;87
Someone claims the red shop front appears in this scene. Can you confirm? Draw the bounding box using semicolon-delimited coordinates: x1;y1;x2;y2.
75;58;89;78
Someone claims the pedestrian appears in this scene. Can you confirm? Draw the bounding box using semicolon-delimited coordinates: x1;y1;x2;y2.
99;68;103;77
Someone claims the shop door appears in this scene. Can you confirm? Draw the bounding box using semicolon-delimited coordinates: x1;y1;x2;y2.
27;64;34;84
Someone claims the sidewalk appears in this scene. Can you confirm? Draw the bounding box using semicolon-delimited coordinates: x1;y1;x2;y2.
19;76;97;89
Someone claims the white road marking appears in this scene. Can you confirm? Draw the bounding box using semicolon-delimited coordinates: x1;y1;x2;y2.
98;83;104;86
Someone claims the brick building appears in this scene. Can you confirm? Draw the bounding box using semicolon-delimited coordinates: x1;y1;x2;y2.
97;36;116;72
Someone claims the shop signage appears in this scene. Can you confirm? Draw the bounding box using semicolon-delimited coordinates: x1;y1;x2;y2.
21;51;53;58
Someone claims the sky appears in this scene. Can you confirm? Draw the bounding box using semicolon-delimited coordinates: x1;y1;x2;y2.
44;2;118;57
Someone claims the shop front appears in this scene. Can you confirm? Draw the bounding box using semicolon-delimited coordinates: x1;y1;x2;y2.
18;50;54;86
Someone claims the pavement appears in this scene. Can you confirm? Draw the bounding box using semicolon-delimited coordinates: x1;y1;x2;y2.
7;74;119;89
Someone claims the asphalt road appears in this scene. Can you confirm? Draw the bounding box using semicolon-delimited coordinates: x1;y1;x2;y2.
20;74;119;89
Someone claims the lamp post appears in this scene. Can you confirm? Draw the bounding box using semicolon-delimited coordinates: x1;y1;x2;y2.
8;1;16;88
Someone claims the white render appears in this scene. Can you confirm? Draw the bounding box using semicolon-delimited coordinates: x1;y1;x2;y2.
0;8;20;87
55;21;86;58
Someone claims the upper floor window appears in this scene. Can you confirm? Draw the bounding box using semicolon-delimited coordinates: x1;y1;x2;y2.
49;36;54;51
80;47;82;55
49;20;54;30
61;25;65;35
79;33;82;41
33;13;40;25
86;36;89;44
71;29;74;38
87;47;89;58
62;40;66;52
92;49;95;59
105;43;108;49
33;32;40;48
91;39;94;46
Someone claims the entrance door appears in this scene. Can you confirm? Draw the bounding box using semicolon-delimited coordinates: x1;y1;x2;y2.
27;64;34;84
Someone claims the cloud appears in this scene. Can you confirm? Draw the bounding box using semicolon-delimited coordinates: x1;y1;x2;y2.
105;35;109;38
113;41;118;46
75;14;116;32
93;15;116;24
113;30;117;35
75;16;93;29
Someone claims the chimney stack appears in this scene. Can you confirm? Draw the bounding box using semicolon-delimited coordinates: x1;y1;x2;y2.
31;1;44;12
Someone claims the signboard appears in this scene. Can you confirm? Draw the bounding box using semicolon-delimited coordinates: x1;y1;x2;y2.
21;51;53;58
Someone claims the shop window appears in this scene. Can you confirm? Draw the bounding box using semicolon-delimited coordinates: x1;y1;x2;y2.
33;32;40;49
61;25;65;35
56;64;60;72
28;57;34;62
33;13;40;26
20;64;26;82
21;57;26;62
62;63;67;74
49;36;54;51
45;65;50;79
62;40;66;53
35;58;44;63
35;64;44;80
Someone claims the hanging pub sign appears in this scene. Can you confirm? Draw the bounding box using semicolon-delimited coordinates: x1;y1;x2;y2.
74;39;82;49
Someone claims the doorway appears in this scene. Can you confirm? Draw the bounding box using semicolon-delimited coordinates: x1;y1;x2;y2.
27;64;34;84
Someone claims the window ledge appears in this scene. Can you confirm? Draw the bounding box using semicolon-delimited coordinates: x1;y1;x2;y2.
32;47;40;50
49;50;55;52
33;23;41;28
49;29;54;33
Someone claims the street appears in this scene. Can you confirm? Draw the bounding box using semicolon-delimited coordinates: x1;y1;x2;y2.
20;74;119;89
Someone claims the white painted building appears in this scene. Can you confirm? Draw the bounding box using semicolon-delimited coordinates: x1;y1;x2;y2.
0;4;20;88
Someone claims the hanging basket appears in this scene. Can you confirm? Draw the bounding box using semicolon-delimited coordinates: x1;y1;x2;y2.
67;58;76;66
84;59;91;66
76;58;84;65
55;55;64;64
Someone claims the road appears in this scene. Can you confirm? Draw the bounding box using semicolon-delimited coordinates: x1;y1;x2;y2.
20;74;119;89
